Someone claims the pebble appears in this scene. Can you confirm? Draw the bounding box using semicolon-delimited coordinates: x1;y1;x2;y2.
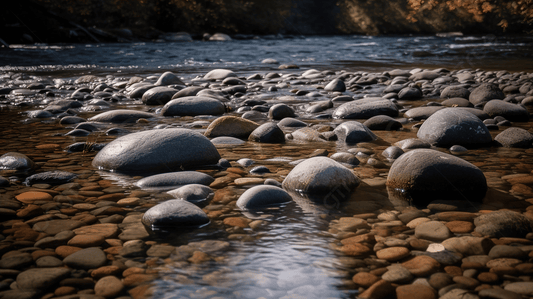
63;247;108;269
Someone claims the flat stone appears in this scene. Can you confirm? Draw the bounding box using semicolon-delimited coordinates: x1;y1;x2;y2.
376;247;411;262
146;245;175;258
0;253;33;269
67;234;105;247
73;223;119;239
474;210;533;238
352;272;380;288
92;128;221;174
161;96;225;116
33;219;84;235
396;284;437;299
358;279;395;299
35;256;63;267
204;115;259;138
333;98;399;119
63;247;108;269
382;265;413;283
442;236;494;255
136;171;214;189
415;221;453;242
15;191;53;204
236;185;292;210
479;288;522;299
95;275;124;298
402;255;441;277
16;267;71;290
504;282;533;296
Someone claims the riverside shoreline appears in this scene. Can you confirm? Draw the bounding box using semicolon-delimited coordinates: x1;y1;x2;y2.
1;64;533;299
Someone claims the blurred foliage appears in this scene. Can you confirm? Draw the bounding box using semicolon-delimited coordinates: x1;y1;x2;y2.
32;0;293;34
406;0;533;30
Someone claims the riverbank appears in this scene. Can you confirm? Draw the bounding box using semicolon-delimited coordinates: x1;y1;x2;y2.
1;61;533;298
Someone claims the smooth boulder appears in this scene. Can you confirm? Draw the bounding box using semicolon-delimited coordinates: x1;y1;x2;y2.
92;129;221;174
495;127;533;148
236;185;292;210
142;199;209;228
363;115;402;131
0;152;35;170
142;86;178;105
161;96;225;116
417;108;492;147
167;184;213;202
386;149;487;204
469;83;505;105
248;123;285;143
474;210;533;238
204;116;259;138
282;156;360;196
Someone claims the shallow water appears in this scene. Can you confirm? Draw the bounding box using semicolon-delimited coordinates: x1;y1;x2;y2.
1;35;533;299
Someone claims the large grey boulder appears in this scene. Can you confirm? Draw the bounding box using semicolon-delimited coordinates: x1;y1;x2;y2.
136;171;214;189
386;149;487;204
92;129;220;174
16;268;71;290
161;96;225;116
333;121;377;144
495;127;533;148
417;108;492;147
282;156;360;196
88;109;154;123
469;83;505;105
333;98;398;119
142;199;209;228
474;210;533;238
142;86;179;105
236;185;292;210
0;152;35;170
483;100;529;121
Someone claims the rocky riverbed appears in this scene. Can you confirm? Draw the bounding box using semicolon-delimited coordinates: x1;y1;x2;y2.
1;65;533;299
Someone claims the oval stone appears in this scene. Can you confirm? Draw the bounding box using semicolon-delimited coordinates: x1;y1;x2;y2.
92;129;221;174
141;199;209;228
236;185;292;210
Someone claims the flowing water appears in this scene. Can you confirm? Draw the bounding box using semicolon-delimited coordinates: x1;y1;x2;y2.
1;35;533;299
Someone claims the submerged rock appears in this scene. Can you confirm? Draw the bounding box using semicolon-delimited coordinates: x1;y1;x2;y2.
92;129;220;174
236;185;292;210
417;108;492;147
386;149;487;205
282;156;360;197
24;171;77;186
88;109;154;123
136;171;214;189
0;152;35;170
142;199;209;228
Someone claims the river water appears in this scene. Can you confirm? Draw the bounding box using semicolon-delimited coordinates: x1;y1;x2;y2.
1;35;533;299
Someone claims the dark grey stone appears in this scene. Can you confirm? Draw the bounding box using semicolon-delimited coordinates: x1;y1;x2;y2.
333;121;376;144
282;156;360;195
469;83;505;105
474;210;533;238
171;86;204;99
382;146;404;160
324;78;346;92
136;171;214;189
88;109;154;123
483;100;529;121
403;106;444;120
161;96;225;116
142;199;210;228
386;149;487;205
16;267;71;290
24;171;77;186
268;104;295;120
236;185;292;210
92;129;221;174
0;152;34;170
363;115;402;130
155;71;184;86
333;98;399;119
63;247;107;269
417;108;492;147
440;86;470;99
398;87;422;99
142;86;179;105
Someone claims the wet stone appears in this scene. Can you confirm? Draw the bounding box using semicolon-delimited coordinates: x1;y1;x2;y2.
63;247;107;269
16;267;71;290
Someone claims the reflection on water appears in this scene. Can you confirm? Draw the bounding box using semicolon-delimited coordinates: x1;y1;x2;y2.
1;35;532;77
